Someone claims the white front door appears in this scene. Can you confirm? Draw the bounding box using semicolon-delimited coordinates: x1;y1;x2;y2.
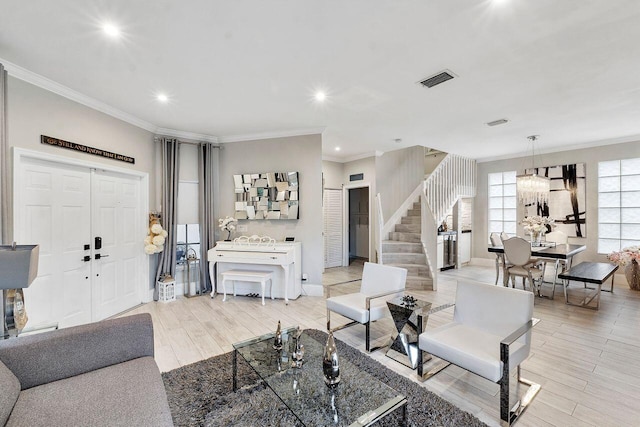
18;158;93;328
15;156;145;329
92;169;141;320
323;189;343;268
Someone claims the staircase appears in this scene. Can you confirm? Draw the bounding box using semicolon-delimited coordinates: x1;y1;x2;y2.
376;151;476;291
382;201;432;290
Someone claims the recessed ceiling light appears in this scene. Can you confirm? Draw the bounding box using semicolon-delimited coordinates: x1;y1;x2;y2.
335;147;341;151
315;91;326;102
156;93;168;103
102;23;121;38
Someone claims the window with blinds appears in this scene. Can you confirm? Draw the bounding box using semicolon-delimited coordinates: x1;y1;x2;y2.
488;171;517;242
598;157;640;253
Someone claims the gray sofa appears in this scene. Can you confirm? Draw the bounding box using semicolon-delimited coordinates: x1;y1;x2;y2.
0;313;173;427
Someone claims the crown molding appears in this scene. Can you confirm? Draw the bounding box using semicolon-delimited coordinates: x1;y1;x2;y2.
321;151;381;163
476;134;640;163
1;58;324;146
1;57;159;133
218;127;326;143
155;127;219;143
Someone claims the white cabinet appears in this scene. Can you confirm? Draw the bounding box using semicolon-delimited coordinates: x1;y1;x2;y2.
459;231;471;265
436;236;444;269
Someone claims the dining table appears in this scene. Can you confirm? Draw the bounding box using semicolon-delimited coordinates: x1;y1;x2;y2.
488;243;587;296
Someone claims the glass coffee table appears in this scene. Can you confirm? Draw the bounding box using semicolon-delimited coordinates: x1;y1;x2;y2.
233;327;407;426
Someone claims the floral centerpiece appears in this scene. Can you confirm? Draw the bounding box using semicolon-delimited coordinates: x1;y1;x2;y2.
608;246;640;290
520;215;554;246
218;216;238;241
145;213;167;254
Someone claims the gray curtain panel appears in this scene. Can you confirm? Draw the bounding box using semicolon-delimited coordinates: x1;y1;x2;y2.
198;143;219;294
154;137;180;300
0;63;10;245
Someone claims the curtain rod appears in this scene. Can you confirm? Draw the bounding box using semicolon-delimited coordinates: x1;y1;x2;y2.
153;136;222;148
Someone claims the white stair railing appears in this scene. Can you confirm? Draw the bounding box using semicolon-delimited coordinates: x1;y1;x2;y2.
375;193;384;264
425;154;476;224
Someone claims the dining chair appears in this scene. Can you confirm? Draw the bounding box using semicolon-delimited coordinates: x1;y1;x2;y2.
325;262;407;352
500;231;510;242
490;232;508;285
503;237;544;296
538;230;569;298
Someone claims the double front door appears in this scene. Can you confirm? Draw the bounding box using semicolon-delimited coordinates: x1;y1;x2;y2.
15;156;144;329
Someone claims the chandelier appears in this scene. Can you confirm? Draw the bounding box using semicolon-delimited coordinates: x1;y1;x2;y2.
516;135;550;205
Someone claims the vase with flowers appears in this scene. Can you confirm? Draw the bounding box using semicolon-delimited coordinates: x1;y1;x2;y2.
218;216;238;241
607;246;640;290
520;215;554;247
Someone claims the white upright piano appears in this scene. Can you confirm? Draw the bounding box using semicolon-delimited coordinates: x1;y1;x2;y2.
208;239;302;303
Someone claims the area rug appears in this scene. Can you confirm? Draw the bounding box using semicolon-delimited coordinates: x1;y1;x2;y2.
162;329;488;427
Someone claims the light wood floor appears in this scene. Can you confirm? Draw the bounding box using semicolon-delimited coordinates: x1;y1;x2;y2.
125;262;640;427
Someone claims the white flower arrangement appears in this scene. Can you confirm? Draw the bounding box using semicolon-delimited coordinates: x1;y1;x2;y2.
608;245;640;267
218;216;238;232
219;216;238;241
520;215;554;236
146;213;167;255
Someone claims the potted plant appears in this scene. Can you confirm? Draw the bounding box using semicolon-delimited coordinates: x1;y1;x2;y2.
608;246;640;290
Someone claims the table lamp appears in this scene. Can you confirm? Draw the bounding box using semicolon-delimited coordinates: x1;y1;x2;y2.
0;243;39;338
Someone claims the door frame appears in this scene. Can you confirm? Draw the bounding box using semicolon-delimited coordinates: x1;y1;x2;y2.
12;147;151;308
342;182;371;267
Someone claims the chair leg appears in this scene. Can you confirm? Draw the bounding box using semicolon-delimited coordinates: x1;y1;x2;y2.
326;309;331;331
499;349;541;426
365;322;370;352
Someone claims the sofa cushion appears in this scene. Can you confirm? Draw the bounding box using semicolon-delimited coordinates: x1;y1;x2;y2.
419;322;529;383
326;292;390;324
6;357;173;427
0;360;20;426
0;313;154;390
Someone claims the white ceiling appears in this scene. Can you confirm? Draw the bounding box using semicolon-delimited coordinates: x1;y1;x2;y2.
1;0;640;161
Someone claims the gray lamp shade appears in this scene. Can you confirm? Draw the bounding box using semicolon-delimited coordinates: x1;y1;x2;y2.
0;245;39;290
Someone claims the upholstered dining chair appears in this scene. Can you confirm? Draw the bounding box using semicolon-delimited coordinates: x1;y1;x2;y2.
417;281;540;426
538;230;569;298
502;237;544;296
490;232;509;285
325;262;407;352
500;231;510;242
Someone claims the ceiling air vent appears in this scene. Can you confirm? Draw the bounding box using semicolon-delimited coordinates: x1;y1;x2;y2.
486;118;509;127
418;70;456;88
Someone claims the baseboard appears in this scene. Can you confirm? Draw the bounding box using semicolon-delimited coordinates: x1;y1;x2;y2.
302;283;323;297
470;257;495;267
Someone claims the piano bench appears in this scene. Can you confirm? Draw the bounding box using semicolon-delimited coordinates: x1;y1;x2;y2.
221;270;274;306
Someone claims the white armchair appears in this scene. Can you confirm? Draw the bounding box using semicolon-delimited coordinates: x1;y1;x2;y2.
417;281;540;426
325;262;407;352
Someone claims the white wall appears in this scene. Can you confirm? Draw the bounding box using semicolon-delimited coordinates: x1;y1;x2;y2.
7;78;156;200
218;134;323;285
473;139;640;263
322;160;343;189
375;146;424;222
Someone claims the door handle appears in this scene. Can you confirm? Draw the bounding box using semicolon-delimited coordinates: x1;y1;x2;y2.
81;255;91;262
95;254;109;260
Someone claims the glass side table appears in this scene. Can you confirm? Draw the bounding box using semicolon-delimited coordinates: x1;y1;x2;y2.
385;296;432;369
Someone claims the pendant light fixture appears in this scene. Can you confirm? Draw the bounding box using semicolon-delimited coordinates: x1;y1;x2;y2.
516;135;550;205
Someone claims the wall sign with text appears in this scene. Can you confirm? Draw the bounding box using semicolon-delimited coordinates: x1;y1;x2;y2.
41;135;135;164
